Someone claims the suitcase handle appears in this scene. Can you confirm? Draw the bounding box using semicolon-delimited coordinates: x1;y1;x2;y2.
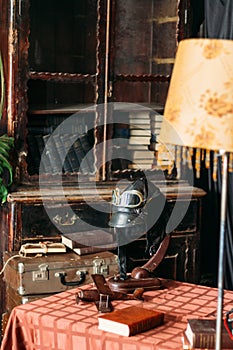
55;271;86;286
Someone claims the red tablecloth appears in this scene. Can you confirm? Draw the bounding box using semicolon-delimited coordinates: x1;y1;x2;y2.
2;279;233;350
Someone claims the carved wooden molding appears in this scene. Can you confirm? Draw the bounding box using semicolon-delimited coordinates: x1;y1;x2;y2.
29;71;96;83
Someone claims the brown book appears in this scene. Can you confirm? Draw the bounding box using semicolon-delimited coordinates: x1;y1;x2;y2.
184;319;233;349
71;243;109;256
98;306;164;337
61;229;114;250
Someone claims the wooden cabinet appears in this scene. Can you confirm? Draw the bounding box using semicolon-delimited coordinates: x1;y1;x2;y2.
4;181;205;277
0;0;193;182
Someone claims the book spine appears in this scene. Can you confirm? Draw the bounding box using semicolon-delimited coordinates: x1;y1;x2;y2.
53;134;73;173
194;334;215;348
72;136;90;174
129;314;164;336
43;134;63;174
79;133;95;173
61;134;80;172
35;135;53;173
192;332;233;348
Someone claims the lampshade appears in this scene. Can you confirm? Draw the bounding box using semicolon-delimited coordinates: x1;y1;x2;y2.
159;38;233;152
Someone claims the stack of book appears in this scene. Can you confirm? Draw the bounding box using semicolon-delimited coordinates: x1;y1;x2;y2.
28;132;95;175
19;242;67;256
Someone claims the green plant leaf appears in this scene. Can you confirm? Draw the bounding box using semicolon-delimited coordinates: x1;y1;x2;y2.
0;55;13;203
0;153;13;185
0;134;14;145
0;145;10;157
0;184;8;204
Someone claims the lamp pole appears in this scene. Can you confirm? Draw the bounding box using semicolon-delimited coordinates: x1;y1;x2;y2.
215;151;229;350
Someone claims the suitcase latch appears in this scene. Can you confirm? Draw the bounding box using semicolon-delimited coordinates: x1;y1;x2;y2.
93;258;109;275
32;264;49;281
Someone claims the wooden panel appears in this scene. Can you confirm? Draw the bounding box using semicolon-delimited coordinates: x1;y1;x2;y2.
21;202;111;240
112;0;179;104
125;197;202;284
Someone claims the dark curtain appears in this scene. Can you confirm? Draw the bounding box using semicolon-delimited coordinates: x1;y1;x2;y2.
204;0;233;289
190;0;205;37
192;150;219;287
217;157;233;290
204;0;233;38
191;0;233;289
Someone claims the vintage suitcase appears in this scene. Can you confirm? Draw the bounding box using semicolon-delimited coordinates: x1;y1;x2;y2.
3;250;118;296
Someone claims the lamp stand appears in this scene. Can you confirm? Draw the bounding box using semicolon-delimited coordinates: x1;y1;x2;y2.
216;151;229;350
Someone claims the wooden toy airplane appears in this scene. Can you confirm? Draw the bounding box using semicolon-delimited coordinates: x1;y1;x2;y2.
76;273;144;313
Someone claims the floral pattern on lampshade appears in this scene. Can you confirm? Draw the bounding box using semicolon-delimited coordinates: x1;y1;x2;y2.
202;40;223;59
192;127;217;149
163;105;181;125
159;38;233;153
200;90;233;117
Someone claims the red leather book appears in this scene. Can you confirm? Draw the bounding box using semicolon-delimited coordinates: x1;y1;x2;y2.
98;305;164;336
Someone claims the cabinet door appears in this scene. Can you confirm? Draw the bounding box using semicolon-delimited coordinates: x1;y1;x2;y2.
109;0;173;105
105;0;183;178
0;0;193;182
28;0;99;104
25;0;100;179
25;0;188;181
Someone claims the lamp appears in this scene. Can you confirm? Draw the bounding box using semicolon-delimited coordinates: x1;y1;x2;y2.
108;177;171;293
159;38;233;350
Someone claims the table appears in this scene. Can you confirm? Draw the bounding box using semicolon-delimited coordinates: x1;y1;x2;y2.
2;279;233;350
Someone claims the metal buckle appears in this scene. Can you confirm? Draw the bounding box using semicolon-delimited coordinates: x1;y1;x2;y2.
95;293;113;313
